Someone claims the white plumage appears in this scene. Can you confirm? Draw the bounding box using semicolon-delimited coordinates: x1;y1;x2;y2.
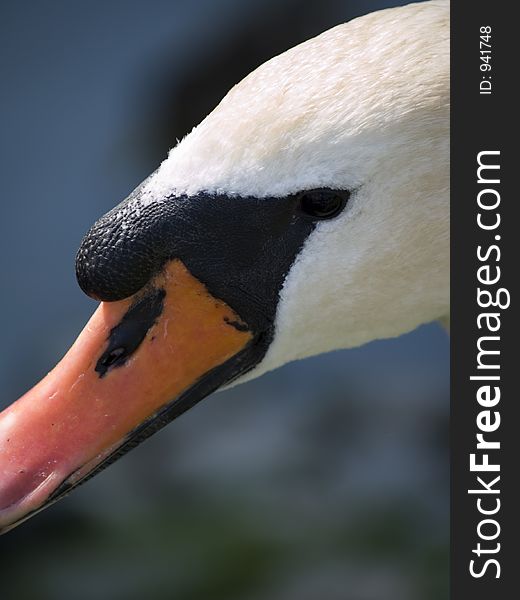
147;0;450;381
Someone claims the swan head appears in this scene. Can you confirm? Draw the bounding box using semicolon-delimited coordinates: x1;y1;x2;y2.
0;0;449;532
142;0;450;379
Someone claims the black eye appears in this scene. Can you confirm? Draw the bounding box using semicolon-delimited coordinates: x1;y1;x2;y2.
298;188;350;220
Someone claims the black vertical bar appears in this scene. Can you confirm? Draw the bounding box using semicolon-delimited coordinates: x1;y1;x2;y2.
451;1;516;598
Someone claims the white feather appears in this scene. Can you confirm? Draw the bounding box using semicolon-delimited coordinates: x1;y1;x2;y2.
145;0;450;381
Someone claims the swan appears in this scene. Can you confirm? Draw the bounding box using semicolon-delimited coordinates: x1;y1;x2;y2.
0;0;449;533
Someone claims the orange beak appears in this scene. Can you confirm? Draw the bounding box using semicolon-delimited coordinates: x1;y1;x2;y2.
0;260;253;533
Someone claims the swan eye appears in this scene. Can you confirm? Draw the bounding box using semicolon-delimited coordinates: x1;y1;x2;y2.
298;189;350;220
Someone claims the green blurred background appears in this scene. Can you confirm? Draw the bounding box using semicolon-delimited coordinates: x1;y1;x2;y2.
0;1;448;598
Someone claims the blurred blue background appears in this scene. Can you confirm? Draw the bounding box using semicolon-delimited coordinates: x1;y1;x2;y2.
0;1;448;599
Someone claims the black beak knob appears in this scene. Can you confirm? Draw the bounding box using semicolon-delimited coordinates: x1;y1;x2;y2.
75;183;175;302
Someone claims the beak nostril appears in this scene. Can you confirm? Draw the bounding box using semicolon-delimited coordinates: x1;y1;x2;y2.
95;287;166;378
99;347;126;369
